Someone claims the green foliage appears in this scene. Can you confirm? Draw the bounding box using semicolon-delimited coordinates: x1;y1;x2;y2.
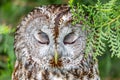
0;25;14;34
0;25;15;80
69;0;120;59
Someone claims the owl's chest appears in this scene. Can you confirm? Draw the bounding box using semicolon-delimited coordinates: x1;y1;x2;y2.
36;70;79;80
13;62;100;80
36;70;99;80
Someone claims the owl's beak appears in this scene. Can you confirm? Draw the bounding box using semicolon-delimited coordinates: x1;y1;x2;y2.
54;49;58;64
49;49;62;67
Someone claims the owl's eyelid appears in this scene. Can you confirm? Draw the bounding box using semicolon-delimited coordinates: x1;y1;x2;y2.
38;30;47;35
37;40;49;44
64;39;76;44
34;31;49;44
64;32;79;44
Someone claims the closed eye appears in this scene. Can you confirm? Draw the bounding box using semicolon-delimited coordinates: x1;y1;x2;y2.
34;31;49;44
63;32;78;44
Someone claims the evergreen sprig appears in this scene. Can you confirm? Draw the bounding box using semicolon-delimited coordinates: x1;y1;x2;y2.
69;0;120;59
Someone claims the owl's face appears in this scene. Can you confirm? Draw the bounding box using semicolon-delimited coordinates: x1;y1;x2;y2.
15;5;86;71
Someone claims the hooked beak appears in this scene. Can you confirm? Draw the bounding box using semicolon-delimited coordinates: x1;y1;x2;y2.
49;49;62;67
54;49;58;64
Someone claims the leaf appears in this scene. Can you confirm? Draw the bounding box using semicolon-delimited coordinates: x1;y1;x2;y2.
0;25;11;34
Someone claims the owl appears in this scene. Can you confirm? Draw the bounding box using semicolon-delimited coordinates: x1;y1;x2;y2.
12;5;100;80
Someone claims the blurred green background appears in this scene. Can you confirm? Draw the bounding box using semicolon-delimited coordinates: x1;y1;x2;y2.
0;0;120;80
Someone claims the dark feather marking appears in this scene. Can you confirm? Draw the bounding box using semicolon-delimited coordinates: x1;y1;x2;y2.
42;70;49;80
54;6;70;47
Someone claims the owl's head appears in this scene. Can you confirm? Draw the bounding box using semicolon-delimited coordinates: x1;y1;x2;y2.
14;5;86;71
